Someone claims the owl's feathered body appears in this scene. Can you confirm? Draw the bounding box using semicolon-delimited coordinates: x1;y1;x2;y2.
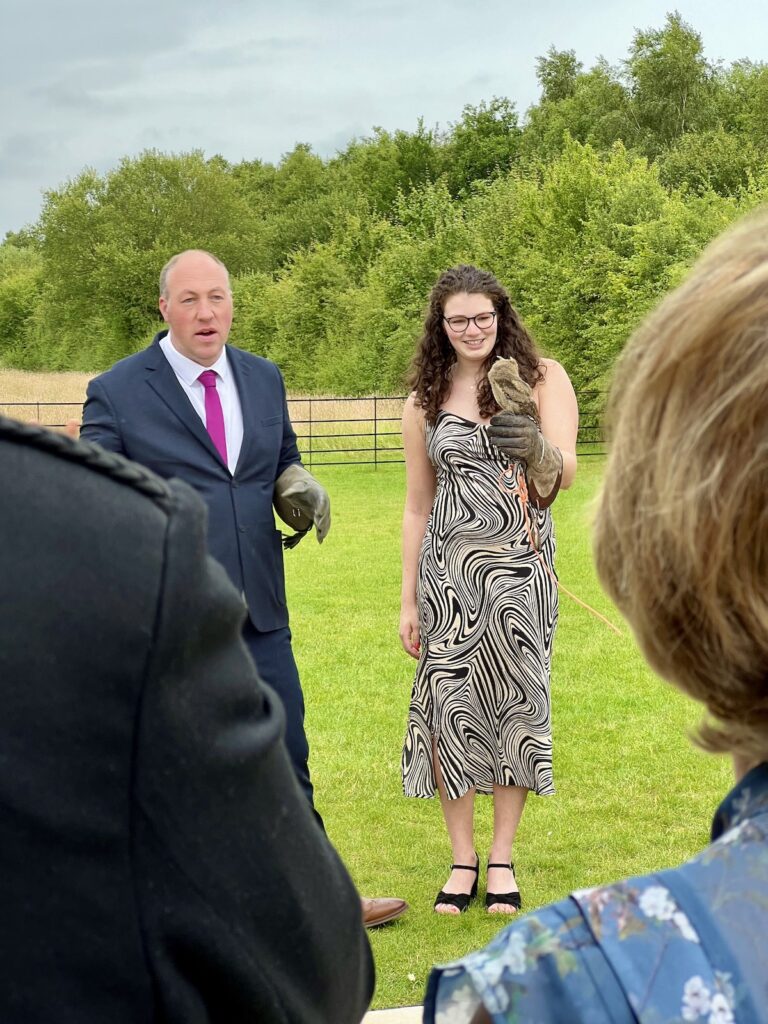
488;357;540;422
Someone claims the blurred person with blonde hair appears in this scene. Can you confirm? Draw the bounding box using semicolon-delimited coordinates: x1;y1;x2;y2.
422;209;768;1022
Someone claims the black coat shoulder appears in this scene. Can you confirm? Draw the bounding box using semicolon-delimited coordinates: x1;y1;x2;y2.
0;413;175;511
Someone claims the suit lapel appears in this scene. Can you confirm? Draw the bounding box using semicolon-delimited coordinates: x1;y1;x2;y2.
228;346;258;477
143;339;224;464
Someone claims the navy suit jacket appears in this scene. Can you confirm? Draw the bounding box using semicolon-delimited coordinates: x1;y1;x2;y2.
81;331;300;631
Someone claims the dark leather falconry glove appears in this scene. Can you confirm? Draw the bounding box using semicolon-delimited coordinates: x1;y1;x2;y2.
487;357;563;509
273;464;331;549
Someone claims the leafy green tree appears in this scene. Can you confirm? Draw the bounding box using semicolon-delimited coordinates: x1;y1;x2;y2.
331;131;406;216
349;179;473;391
237;242;351;392
36;151;256;367
521;60;630;161
2;226;38;249
4;9;765;396
229;158;283;270
229;269;274;356
624;12;717;155
717;60;768;150
444;98;521;195
332;121;443;217
392;119;444;193
469;138;735;401
0;244;44;366
234;180;471;395
536;47;582;103
658;126;761;195
258;144;349;265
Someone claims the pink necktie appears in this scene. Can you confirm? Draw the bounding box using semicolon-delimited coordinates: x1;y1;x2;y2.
198;370;228;466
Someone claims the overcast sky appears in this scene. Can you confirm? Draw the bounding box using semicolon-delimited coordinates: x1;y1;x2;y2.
2;0;766;237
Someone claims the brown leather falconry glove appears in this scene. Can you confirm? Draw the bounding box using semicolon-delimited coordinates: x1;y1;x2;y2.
274;464;331;549
487;357;563;509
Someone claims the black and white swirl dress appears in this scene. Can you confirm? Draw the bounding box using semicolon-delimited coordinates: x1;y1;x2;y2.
402;411;558;800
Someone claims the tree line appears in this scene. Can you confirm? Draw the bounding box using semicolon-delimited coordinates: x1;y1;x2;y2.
1;12;767;401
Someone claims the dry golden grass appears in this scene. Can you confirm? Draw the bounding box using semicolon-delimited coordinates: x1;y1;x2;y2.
0;370;93;426
0;369;95;404
0;371;407;460
287;395;404;423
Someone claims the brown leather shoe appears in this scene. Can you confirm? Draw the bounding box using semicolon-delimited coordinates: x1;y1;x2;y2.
360;895;408;928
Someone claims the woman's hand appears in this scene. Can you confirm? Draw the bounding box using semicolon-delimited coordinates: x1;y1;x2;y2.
399;603;421;659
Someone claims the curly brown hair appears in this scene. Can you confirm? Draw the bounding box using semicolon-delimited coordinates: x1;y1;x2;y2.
408;264;543;423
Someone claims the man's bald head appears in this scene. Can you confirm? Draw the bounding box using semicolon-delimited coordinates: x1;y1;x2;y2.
159;250;230;299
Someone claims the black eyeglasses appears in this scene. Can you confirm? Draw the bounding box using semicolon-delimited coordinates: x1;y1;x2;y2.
443;311;497;333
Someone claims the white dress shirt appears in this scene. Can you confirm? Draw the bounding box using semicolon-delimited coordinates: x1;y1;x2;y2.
160;333;244;474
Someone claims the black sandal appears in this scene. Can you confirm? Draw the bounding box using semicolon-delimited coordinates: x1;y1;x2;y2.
434;855;480;913
486;861;522;912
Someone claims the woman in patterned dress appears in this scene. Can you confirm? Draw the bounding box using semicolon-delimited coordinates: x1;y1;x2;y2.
400;265;578;914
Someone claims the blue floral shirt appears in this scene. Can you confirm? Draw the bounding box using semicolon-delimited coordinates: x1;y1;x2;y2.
424;762;768;1023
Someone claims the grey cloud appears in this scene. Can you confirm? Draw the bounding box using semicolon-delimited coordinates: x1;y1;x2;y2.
0;0;221;92
345;2;410;19
185;35;312;69
0;133;59;178
463;74;505;91
3;0;211;56
27;80;132;116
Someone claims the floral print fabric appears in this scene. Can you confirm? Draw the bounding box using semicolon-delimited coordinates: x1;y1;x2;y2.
424;762;768;1023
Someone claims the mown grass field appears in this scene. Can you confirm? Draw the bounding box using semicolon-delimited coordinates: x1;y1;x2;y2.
287;458;732;1010
3;371;730;1010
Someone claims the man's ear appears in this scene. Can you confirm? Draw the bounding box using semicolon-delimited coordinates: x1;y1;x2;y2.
159;296;170;322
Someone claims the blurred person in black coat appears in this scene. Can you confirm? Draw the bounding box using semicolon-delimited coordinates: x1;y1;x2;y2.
0;415;374;1024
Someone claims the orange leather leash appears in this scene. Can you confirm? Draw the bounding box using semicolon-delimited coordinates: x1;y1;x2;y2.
498;463;623;637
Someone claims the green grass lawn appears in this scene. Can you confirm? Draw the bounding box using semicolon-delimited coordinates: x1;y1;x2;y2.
283;458;732;1009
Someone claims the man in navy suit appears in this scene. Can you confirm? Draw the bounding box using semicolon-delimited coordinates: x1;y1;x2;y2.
81;249;407;929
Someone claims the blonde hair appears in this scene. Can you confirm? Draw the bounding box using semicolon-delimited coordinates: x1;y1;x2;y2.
594;208;768;761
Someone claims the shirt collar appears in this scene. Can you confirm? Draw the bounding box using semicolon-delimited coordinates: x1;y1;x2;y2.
161;331;231;386
711;761;768;841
